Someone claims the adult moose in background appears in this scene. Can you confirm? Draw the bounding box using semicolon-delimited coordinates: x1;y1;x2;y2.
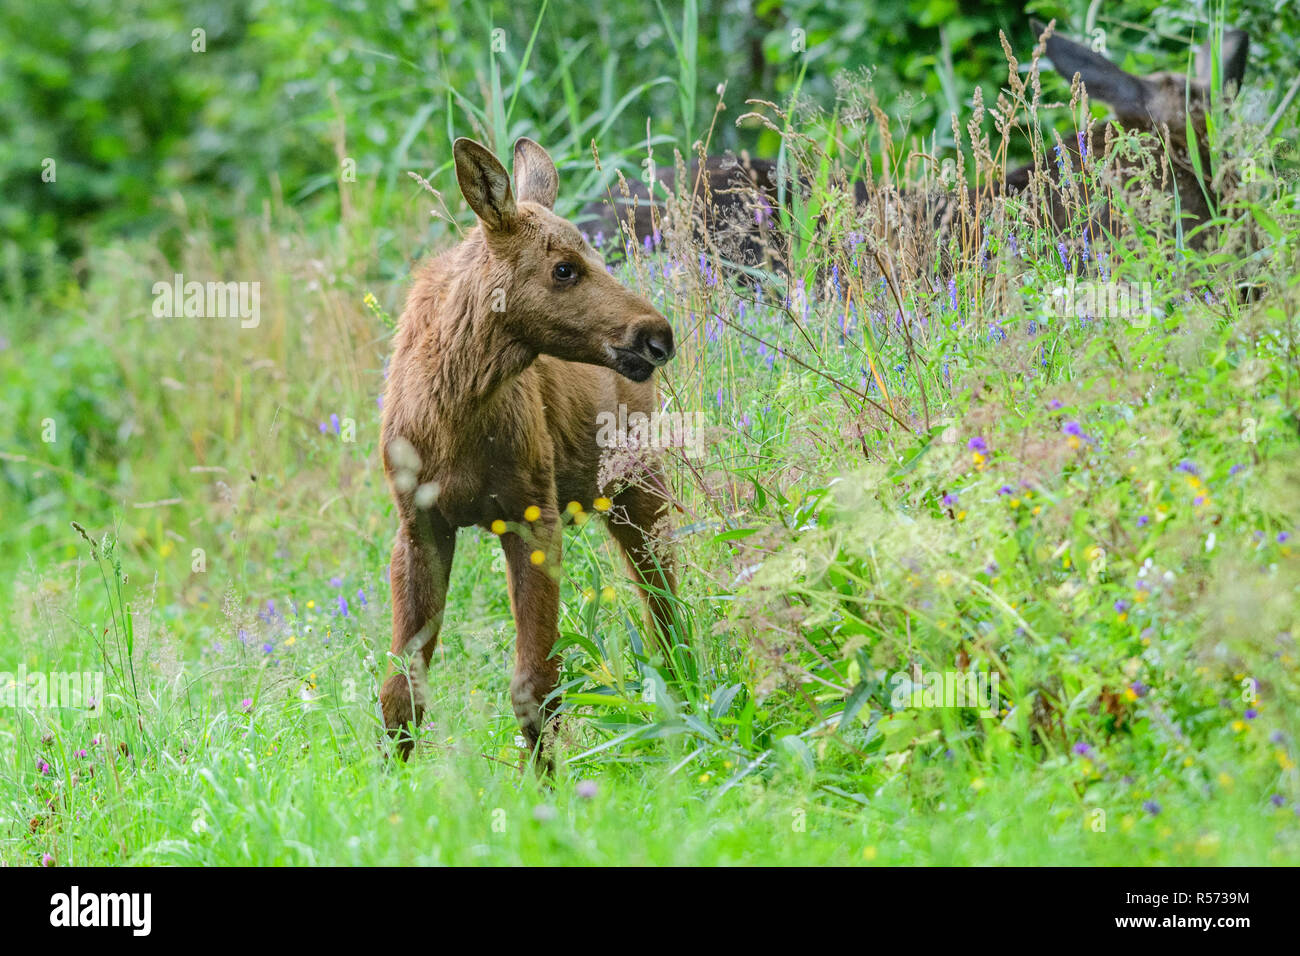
584;21;1251;261
379;137;681;770
1008;20;1251;246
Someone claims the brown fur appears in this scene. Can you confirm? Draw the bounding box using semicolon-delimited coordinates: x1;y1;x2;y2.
379;137;680;770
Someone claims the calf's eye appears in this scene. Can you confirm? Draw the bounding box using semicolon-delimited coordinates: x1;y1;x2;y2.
552;262;577;282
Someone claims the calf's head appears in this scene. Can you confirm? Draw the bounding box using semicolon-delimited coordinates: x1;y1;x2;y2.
454;137;675;382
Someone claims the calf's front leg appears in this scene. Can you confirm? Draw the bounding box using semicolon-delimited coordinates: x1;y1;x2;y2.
499;517;563;772
380;511;455;759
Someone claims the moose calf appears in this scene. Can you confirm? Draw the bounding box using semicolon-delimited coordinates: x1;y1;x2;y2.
379;137;680;769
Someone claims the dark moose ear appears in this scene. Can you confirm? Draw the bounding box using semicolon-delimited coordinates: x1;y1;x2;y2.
1034;19;1150;117
453;137;517;231
512;137;559;210
1195;28;1249;93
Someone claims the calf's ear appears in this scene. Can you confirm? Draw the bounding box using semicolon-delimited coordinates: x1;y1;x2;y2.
513;138;559;210
454;138;517;231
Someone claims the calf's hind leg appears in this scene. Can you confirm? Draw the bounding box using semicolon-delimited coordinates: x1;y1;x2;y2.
380;510;455;759
607;476;682;676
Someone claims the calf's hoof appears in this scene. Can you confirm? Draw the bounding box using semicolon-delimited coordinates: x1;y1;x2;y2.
380;672;423;761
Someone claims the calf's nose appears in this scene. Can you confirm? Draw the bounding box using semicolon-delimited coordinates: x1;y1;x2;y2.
636;322;675;366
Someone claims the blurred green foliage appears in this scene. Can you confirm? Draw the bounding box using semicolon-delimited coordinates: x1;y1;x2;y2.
1;0;1297;268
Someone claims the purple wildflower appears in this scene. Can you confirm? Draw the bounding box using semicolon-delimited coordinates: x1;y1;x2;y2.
1143;800;1162;816
967;436;988;453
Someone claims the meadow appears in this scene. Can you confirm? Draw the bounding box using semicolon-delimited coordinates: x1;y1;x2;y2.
2;0;1299;866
